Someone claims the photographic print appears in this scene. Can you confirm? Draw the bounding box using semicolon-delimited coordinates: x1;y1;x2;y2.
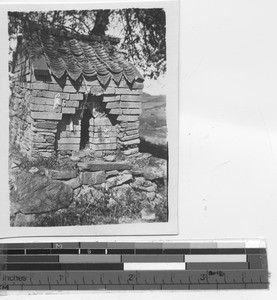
1;1;178;235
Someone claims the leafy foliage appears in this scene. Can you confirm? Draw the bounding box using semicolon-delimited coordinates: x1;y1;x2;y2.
109;9;166;79
8;8;166;78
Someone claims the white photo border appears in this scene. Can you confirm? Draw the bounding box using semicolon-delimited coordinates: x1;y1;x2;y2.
0;0;179;238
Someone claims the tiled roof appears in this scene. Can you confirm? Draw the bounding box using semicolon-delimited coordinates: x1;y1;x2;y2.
27;28;144;86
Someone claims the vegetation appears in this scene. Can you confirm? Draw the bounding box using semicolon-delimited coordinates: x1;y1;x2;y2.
139;94;168;159
10;183;168;227
9;144;168;226
8;9;169;227
8;8;166;79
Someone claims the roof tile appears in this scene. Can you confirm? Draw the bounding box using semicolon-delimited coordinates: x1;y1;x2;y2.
28;29;144;87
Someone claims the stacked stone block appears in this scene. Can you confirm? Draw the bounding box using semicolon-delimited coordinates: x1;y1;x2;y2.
89;117;118;152
57;112;82;152
10;49;143;158
9;45;34;156
117;121;140;156
30;120;58;157
27;79;82;157
101;79;143;157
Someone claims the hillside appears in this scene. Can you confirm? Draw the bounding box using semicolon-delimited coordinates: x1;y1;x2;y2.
139;94;168;159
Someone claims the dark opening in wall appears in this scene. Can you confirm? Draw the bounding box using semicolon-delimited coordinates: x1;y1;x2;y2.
80;108;92;150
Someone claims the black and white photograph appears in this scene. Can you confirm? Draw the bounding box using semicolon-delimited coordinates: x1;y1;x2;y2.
3;2;179;234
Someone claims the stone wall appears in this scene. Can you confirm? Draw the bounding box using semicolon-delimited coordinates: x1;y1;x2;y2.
56;112;82;152
10;50;144;159
89;117;119;153
29;80;83;157
10;45;33;156
10;154;167;226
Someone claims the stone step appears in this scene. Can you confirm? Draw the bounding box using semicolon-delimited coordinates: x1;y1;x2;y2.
45;169;78;180
78;161;132;171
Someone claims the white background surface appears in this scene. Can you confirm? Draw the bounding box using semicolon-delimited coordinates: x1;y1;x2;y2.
1;0;277;299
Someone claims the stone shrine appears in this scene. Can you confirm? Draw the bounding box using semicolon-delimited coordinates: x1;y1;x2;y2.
10;26;144;159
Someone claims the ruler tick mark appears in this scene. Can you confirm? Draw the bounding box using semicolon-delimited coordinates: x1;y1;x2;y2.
0;242;268;290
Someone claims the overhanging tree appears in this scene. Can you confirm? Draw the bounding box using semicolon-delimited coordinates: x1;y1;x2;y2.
8;9;166;79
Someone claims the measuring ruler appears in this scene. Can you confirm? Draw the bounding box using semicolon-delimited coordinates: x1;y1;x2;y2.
0;241;269;290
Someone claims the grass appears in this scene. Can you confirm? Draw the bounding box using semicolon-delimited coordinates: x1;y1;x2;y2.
9;93;169;227
10;143;77;172
10;145;168;226
21;184;168;227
